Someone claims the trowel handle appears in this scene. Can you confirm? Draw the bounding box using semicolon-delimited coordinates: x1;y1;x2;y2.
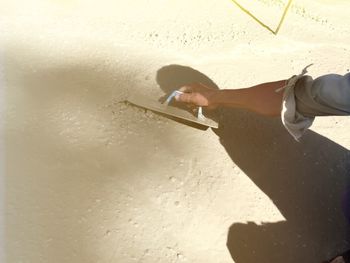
165;90;184;104
165;90;205;121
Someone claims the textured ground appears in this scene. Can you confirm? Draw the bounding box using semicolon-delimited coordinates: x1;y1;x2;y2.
0;0;349;262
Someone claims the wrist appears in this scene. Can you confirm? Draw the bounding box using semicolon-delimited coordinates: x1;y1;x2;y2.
208;89;223;107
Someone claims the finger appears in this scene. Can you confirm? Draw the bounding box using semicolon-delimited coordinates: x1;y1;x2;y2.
175;93;194;104
178;85;193;93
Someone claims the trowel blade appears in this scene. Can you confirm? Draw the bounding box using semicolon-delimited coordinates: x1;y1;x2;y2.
126;93;218;129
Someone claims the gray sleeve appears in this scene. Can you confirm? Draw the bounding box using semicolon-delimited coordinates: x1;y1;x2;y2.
280;71;350;140
294;73;350;117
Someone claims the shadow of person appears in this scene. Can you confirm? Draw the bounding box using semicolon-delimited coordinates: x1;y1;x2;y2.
156;64;350;263
220;108;350;263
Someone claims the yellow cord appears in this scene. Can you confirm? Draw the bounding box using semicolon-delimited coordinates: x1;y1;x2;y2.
230;0;293;35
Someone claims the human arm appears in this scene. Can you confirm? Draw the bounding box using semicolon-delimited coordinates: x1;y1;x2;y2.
175;80;286;116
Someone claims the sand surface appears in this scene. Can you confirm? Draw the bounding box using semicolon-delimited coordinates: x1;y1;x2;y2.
0;0;349;262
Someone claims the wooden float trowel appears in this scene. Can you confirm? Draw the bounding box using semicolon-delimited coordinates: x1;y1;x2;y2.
126;90;218;128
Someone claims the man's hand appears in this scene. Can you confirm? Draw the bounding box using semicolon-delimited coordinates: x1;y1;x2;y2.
174;83;218;109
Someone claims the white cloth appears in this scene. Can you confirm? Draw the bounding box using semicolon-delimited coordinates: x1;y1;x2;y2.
277;64;350;140
276;64;314;141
